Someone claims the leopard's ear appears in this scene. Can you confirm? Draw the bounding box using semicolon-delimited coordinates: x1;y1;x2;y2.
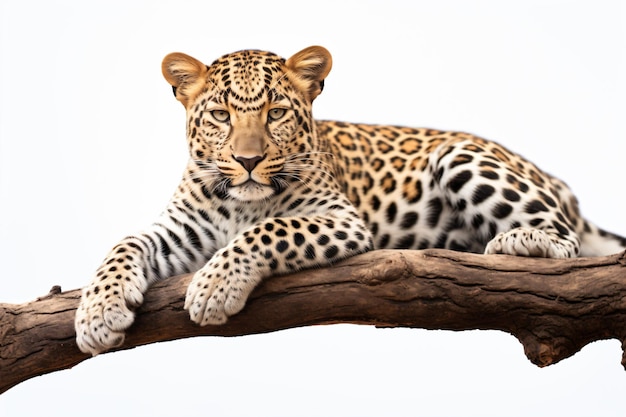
162;52;208;107
285;46;332;101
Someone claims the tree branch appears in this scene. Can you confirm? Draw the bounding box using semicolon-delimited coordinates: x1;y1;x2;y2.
2;249;626;394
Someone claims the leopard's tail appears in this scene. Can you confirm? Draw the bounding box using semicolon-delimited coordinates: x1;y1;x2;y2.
579;220;626;257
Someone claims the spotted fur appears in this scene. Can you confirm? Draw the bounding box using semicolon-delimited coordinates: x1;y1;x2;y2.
75;46;626;355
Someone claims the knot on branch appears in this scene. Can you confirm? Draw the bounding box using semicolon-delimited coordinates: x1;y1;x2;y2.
517;330;577;368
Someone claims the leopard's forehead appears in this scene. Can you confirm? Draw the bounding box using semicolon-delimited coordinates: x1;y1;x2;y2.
206;49;287;106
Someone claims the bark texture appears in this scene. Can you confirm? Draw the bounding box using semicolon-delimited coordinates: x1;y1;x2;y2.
2;249;626;394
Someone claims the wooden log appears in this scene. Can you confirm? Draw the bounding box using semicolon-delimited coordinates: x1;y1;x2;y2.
2;249;626;394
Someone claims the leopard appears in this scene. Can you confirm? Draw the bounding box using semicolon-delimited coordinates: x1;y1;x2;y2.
75;45;626;356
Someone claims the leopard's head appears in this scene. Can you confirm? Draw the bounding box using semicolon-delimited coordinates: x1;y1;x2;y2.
162;46;332;202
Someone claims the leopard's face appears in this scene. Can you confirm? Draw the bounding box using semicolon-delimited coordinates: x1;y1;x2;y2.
162;47;332;202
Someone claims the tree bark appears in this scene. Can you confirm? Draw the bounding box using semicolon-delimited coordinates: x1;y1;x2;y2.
2;248;626;394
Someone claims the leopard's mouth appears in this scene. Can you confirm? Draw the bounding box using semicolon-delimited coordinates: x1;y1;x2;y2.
227;179;276;202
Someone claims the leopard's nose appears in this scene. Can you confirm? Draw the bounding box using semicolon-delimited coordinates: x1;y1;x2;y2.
235;155;265;172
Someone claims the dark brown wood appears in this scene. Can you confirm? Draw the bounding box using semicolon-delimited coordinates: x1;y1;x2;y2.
2;248;626;394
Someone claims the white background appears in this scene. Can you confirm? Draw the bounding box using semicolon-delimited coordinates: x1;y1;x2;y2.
1;1;625;416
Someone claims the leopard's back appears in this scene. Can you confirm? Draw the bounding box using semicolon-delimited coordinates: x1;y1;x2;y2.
319;120;625;256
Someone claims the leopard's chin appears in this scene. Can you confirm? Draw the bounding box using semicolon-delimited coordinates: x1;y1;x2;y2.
228;181;275;202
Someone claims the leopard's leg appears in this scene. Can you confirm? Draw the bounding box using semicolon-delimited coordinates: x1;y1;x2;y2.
75;214;217;356
184;210;373;326
74;238;149;355
429;138;581;258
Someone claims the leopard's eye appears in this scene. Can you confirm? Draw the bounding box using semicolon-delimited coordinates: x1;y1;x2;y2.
268;108;287;121
211;110;230;123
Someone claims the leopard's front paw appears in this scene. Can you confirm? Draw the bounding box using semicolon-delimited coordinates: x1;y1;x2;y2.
74;275;147;356
184;255;260;326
